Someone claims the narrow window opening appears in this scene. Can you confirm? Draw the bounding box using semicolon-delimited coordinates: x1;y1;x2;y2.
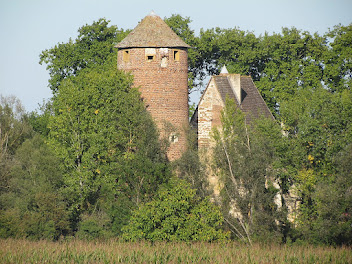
169;133;179;143
147;55;154;61
173;50;180;61
123;50;129;62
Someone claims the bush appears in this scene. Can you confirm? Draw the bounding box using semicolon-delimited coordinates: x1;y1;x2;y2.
76;212;112;240
122;178;228;242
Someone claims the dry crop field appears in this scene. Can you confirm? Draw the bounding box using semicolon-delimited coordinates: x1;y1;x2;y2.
0;238;351;263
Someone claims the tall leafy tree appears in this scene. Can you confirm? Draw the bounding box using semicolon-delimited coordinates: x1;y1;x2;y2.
324;24;352;92
39;18;171;235
0;135;70;240
256;29;327;111
173;127;209;198
48;67;170;230
28;100;53;137
280;87;352;244
281;87;352;173
212;98;288;244
197;27;329;113
0;96;32;198
198;27;261;78
40;18;129;93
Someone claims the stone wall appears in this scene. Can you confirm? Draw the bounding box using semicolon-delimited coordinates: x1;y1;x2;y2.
197;77;225;149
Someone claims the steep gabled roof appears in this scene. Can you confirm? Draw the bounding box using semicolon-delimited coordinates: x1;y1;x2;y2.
213;75;274;123
115;12;191;48
239;76;274;122
214;76;240;108
190;72;274;125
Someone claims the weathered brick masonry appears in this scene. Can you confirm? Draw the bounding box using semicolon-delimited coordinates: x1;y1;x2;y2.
116;12;190;160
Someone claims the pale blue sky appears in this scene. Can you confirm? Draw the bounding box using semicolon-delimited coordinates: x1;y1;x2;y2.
0;0;351;112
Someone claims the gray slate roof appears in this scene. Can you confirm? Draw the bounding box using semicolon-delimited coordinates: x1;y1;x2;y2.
214;76;274;123
115;12;190;48
190;74;274;130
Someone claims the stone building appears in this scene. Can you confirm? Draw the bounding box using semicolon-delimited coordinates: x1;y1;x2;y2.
190;66;274;196
190;68;301;222
191;66;274;148
115;12;190;161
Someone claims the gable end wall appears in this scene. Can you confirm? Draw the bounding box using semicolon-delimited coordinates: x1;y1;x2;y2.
198;77;225;148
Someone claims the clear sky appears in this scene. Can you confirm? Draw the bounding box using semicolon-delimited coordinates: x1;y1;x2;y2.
0;0;351;112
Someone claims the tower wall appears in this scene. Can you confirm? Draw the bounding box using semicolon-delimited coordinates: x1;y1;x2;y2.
117;47;189;160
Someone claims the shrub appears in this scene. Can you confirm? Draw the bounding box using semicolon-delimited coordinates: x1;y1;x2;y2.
122;178;228;242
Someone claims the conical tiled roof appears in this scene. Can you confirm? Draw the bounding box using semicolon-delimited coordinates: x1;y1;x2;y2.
115;12;191;48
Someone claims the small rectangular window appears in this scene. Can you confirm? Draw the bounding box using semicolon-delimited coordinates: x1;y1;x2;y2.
123;50;129;62
169;133;179;143
173;50;179;61
147;55;154;61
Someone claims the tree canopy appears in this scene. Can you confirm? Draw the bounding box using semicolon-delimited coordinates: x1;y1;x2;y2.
39;18;129;93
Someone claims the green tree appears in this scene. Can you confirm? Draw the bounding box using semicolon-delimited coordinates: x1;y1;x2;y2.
0;96;32;155
173;126;209;198
47;67;169;232
28;100;53;137
122;177;228;242
293;144;352;245
39;18;172;236
280;88;352;244
324;23;352;92
0;135;70;240
256;29;327;112
194;25;352;115
40;18;129;93
198;27;261;78
0;96;32;199
212;98;288;244
281;87;352;174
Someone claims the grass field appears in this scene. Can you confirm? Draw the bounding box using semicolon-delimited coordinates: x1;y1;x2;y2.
0;238;351;263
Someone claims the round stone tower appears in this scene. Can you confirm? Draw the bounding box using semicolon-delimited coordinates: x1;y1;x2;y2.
115;12;190;160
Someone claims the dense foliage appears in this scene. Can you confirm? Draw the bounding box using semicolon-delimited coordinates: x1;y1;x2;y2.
1;20;170;239
212;99;287;244
0;16;351;244
168;17;352;245
48;66;170;235
122;178;228;242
